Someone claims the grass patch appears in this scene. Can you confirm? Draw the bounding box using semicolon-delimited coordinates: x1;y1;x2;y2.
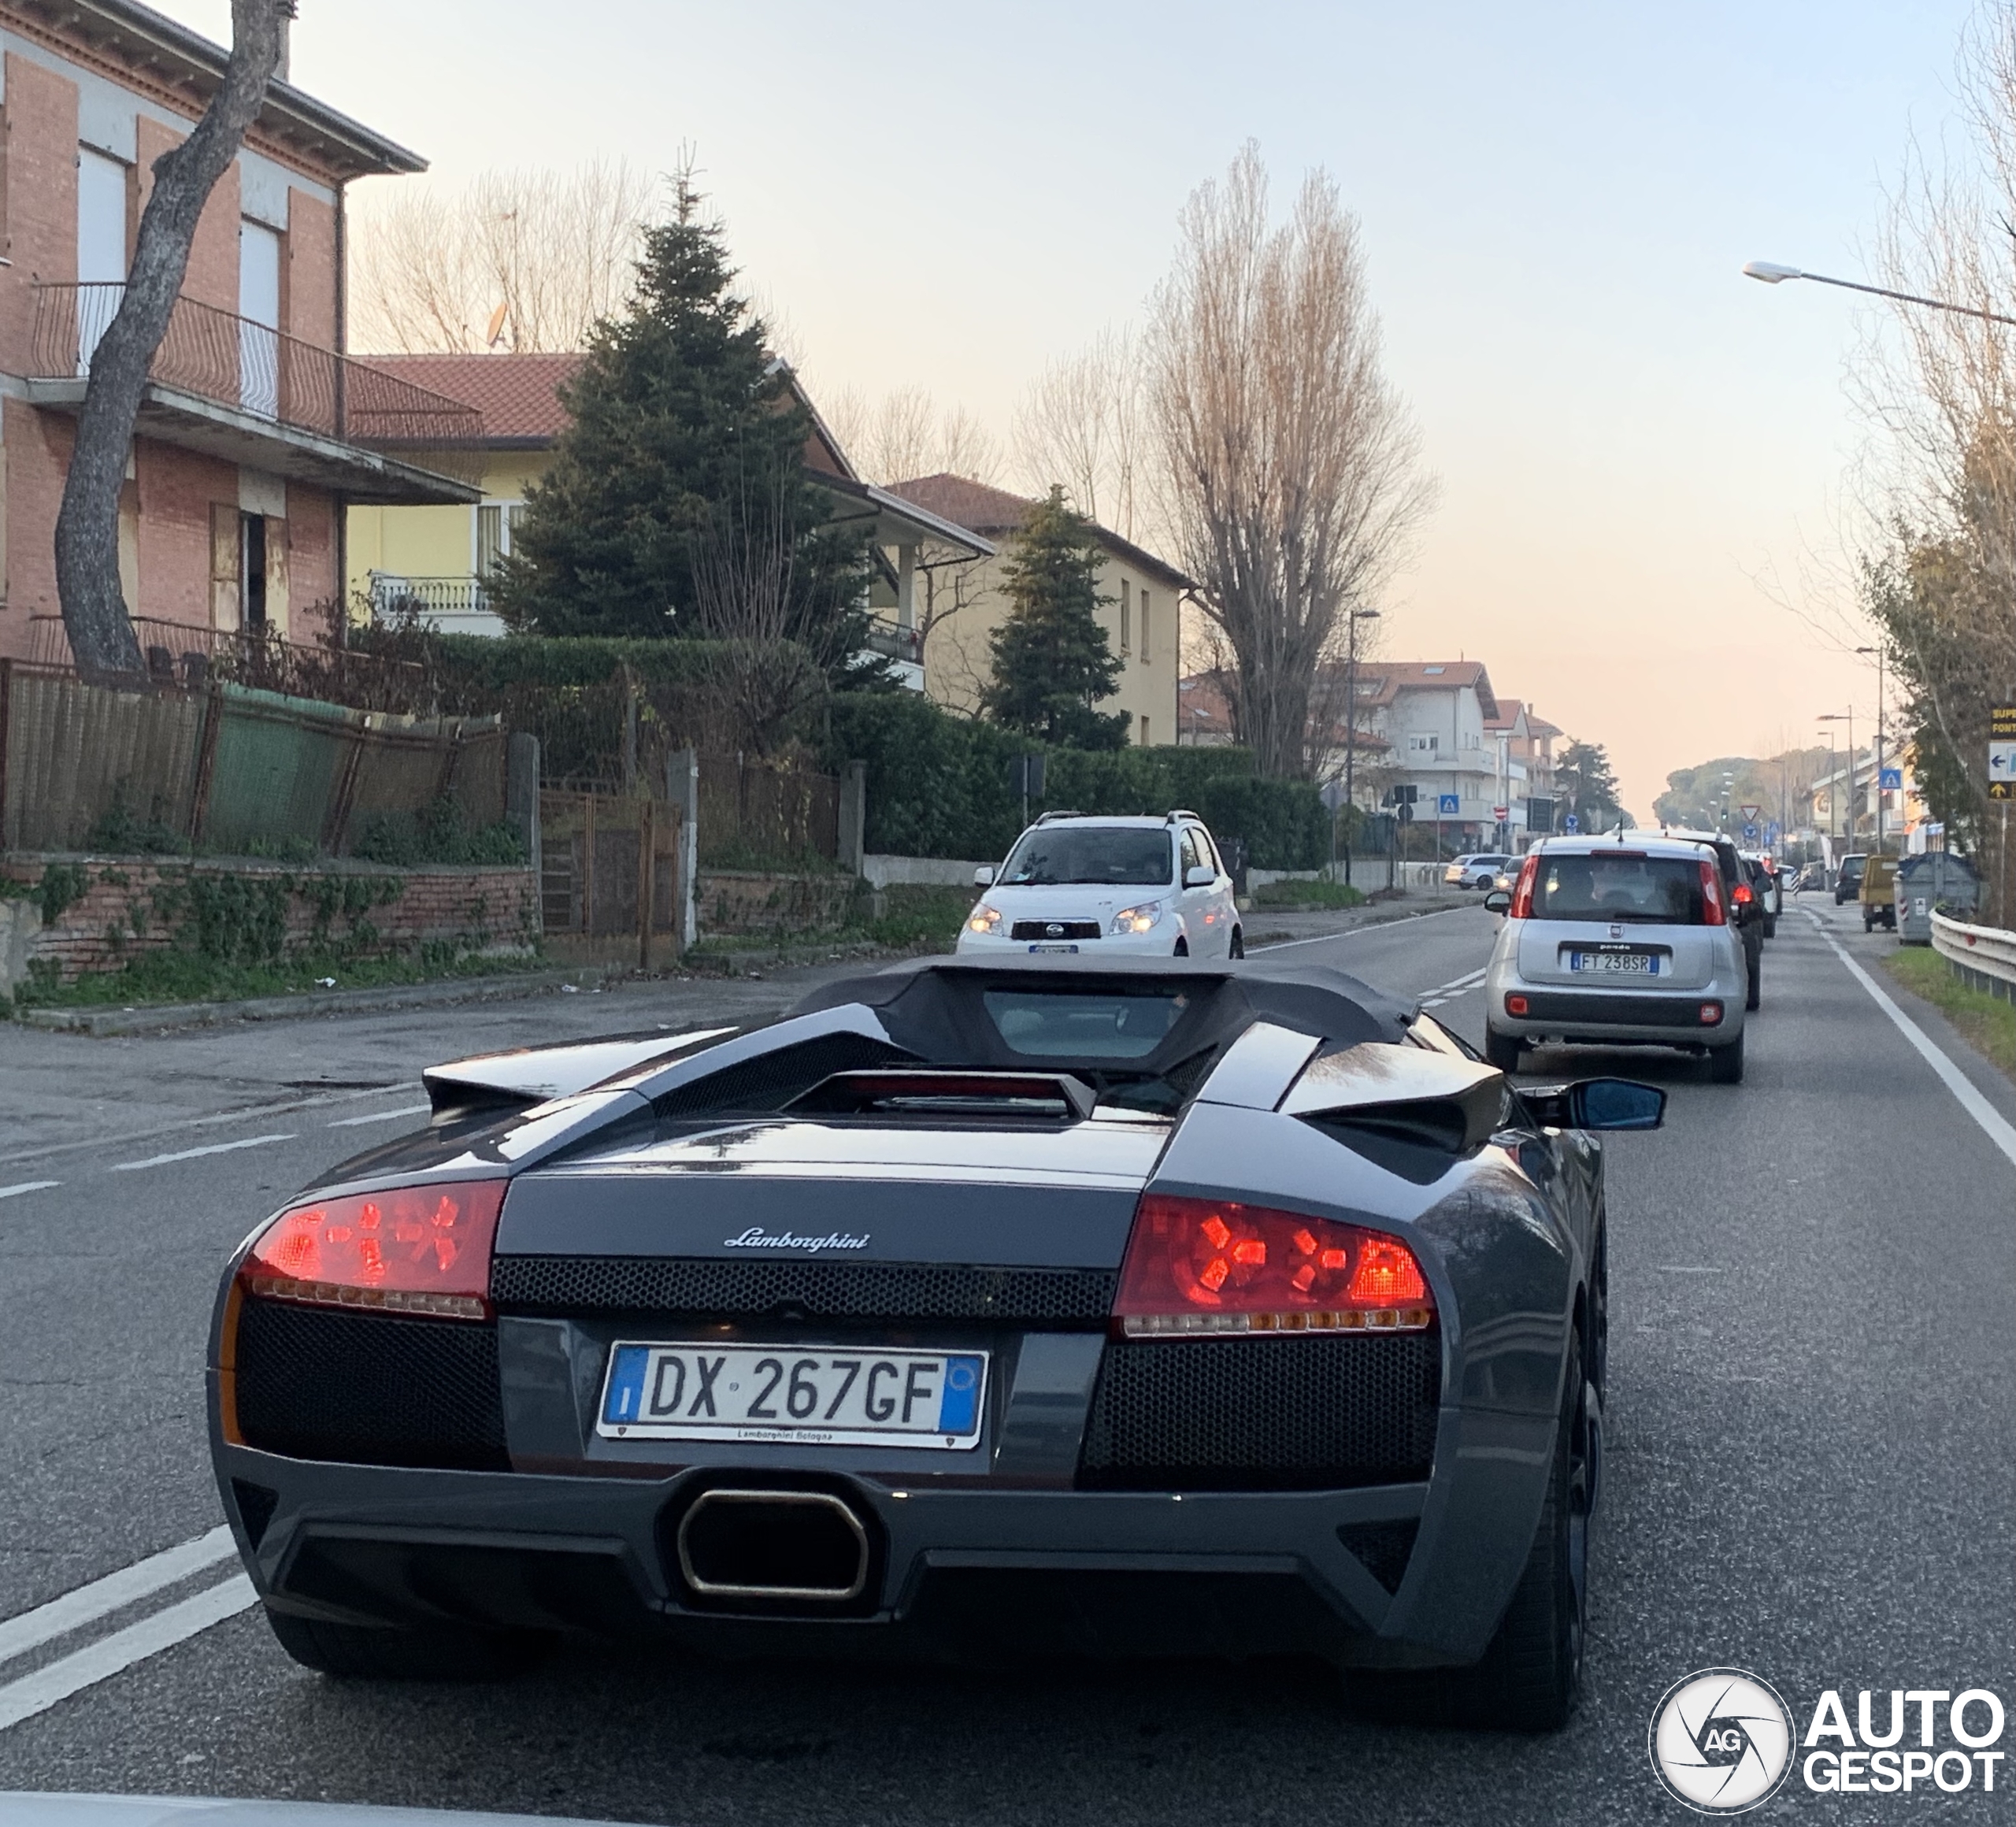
1249;878;1366;911
12;944;543;1011
850;883;972;952
1882;945;2016;1083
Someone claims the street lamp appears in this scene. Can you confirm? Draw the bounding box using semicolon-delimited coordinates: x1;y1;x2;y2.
1340;607;1381;883
1742;260;2016;328
1855;643;1888;854
1818;710;1855;846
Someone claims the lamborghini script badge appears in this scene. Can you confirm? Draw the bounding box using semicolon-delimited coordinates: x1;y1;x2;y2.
722;1227;869;1252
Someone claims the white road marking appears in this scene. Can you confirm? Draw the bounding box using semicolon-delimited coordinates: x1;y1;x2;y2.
0;1181;58;1201
1807;912;2016;1171
110;1134;296;1172
328;1102;432;1128
0;1575;255;1732
0;1526;238;1670
1250;904;1474;952
0;1084;419;1170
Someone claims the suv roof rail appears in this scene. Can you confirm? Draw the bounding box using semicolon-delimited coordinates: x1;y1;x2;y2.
1034;809;1084;824
1166;808;1201;823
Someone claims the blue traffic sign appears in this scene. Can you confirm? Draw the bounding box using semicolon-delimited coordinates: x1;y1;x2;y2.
1742;822;1760;843
1437;793;1460;816
1562;813;1580;834
1878;767;1903;790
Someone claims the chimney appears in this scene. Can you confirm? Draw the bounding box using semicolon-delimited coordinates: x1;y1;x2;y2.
275;5;294;83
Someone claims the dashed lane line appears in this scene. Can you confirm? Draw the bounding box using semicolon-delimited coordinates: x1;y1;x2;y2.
0;1181;58;1201
328;1102;432;1128
0;1083;421;1170
1807;910;2016;1171
110;1134;296;1173
0;1575;255;1732
1250;905;1474;952
0;1527;237;1670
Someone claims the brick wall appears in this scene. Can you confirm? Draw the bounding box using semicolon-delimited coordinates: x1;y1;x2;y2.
698;869;862;938
1;854;538;982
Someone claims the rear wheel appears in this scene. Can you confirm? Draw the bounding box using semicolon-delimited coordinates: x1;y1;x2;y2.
1484;1027;1524;1072
1707;1032;1745;1084
263;1606;547;1681
1745;951;1762;1011
1228;928;1244;959
1173;936;1189;958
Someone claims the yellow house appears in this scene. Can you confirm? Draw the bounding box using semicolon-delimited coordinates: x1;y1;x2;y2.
884;475;1188;747
345;354;582;634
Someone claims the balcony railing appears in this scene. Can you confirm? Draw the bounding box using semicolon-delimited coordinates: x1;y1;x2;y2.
863;620;924;665
31;284;485;489
368;573;496;619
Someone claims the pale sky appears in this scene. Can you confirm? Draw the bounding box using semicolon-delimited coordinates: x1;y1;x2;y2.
160;0;1982;814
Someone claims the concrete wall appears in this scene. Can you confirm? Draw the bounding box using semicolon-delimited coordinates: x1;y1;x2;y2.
862;853;992;889
697;869;860;938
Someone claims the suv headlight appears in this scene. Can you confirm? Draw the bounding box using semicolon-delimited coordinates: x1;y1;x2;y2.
1110;899;1165;935
967;902;1002;936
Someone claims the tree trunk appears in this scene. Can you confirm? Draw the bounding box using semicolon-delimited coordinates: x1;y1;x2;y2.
54;0;293;682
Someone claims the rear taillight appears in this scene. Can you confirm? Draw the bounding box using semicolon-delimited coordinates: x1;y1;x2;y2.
237;1180;506;1321
1504;993;1530;1017
1699;859;1726;925
1731;881;1753;907
1113;1194;1434;1337
1508;853;1540;918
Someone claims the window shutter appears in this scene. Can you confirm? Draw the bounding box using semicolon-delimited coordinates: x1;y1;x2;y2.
209;502;240;631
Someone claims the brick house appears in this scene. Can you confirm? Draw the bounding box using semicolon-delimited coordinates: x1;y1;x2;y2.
0;0;478;668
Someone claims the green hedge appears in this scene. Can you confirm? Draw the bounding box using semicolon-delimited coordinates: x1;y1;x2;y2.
826;693;1328;869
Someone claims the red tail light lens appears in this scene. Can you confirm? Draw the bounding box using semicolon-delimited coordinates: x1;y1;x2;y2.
1504;993;1530;1017
238;1180;506;1320
1113;1194;1434;1337
1508;854;1540;919
1699;859;1726;925
1731;881;1753;906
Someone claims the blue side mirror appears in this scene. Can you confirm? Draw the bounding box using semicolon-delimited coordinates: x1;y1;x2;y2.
1571;1079;1665;1131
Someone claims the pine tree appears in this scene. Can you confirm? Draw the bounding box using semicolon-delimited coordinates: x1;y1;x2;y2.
491;180;868;670
1558;739;1625;829
982;488;1128;748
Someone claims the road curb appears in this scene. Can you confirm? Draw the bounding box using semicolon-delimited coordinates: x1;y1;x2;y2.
12;966;622;1037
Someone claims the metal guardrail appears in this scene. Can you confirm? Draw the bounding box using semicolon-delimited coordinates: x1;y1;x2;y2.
1931;909;2016;996
31;284;485;489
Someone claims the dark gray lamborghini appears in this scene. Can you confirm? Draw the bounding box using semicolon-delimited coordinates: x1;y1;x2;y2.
207;955;1664;1729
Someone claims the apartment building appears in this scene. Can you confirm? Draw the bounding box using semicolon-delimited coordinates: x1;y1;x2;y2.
0;1;479;666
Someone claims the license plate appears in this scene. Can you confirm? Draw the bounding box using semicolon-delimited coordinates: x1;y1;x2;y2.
597;1343;988;1450
1569;951;1658;975
1027;943;1080;954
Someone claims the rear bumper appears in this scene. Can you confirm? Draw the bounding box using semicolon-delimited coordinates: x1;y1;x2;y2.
212;1400;1557;1670
1487;982;1746;1049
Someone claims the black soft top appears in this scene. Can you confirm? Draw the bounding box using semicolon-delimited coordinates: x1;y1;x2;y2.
788;954;1410;1083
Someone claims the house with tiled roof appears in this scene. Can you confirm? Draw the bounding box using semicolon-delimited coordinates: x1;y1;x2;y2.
884;473;1191;745
345;357;990;655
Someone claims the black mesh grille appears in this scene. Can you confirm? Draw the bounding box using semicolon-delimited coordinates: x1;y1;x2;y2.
234;1299;509;1471
653;1033;914;1117
1010;921;1101;942
491;1254;1117;1325
1078;1333;1439;1491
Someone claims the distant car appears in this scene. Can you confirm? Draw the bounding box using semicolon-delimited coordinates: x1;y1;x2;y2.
1484;834;1752;1082
959;812;1241;959
1740;852;1779;939
1443;854;1510;891
1834;854;1869;905
1792;864;1826;894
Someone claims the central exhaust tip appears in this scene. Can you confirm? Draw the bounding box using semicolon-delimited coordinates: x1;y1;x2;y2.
676;1488;872;1604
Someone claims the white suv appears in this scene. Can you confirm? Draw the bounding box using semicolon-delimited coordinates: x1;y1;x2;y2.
1482;835;1751;1083
958;813;1243;959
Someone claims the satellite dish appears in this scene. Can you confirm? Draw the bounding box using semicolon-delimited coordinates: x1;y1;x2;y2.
485;302;510;348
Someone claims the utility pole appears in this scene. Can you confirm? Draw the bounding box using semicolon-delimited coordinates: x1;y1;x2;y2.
1339;607;1380;891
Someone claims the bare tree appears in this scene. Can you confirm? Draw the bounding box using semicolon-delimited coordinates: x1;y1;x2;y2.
821;384;1002;485
1014;327;1144;539
349;159;657;354
1147;143;1435;780
54;0;295;679
1854;4;2016;921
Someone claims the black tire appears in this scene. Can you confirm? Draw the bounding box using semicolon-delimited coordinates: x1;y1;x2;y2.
1862;911;1873;932
1745;954;1761;1012
1588;1222;1609;1407
263;1606;547;1681
1484;1027;1524;1072
1228;928;1244;959
1707;1032;1745;1084
1173;937;1189;958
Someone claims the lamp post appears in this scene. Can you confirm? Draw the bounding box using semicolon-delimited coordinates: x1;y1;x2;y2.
1856;643;1887;854
1340;607;1381;885
1819;710;1855;847
1743;261;2016;328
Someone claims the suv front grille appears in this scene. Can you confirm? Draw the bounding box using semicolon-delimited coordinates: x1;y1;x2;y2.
1078;1332;1439;1491
491;1255;1118;1326
1010;920;1102;942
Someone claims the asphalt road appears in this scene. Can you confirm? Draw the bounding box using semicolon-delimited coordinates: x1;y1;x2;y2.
0;899;2010;1824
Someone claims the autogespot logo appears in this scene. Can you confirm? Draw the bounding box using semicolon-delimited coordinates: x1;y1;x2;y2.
1649;1669;1794;1814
